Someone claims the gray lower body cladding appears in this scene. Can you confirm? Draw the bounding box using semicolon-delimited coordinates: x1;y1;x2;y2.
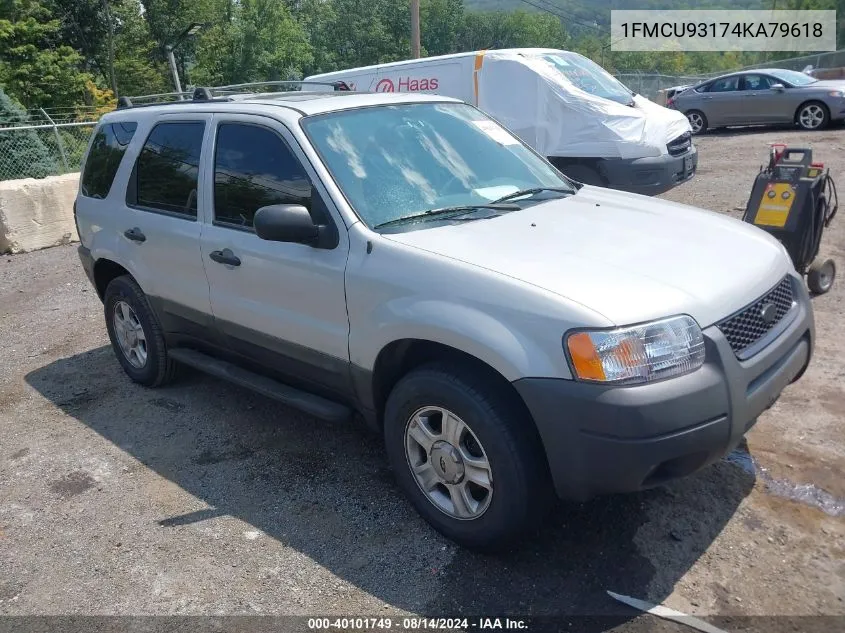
513;275;814;501
598;145;699;196
77;245;95;287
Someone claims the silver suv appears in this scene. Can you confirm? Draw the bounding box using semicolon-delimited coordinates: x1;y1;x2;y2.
75;84;815;550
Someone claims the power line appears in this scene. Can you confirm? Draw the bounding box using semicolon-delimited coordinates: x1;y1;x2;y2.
518;0;566;19
522;0;607;34
540;0;607;27
519;0;607;34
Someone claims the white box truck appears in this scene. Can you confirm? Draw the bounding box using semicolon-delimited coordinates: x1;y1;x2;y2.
306;48;697;195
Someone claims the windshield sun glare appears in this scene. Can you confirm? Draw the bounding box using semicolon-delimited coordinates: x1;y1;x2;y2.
302;103;571;230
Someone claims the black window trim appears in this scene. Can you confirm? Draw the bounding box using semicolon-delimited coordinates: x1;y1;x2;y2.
126;119;206;222
210;117;340;249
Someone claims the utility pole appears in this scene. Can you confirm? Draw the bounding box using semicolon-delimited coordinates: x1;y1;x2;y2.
765;0;777;63
102;0;118;96
164;23;205;99
166;45;183;97
411;0;421;58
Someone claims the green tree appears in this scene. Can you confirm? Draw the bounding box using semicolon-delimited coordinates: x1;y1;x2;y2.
457;10;566;51
498;10;567;48
46;0;168;98
192;0;312;86
297;0;341;73
421;0;465;56
298;0;410;73
0;87;58;180
0;0;90;108
139;0;223;87
111;0;170;96
46;0;112;88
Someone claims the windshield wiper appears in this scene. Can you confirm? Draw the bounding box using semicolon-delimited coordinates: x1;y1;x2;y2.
373;203;520;229
491;186;576;204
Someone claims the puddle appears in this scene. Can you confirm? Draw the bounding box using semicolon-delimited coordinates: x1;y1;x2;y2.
725;449;845;517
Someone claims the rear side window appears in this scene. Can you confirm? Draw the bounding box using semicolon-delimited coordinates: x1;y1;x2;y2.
708;76;740;92
132;122;205;217
213;123;311;228
742;75;772;90
80;122;137;199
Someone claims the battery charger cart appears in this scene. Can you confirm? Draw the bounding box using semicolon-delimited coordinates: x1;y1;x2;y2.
743;144;838;295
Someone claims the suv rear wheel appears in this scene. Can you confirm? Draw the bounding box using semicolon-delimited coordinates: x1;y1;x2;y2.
104;275;178;387
384;363;550;550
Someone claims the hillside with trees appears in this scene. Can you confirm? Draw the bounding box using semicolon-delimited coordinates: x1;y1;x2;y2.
0;0;842;113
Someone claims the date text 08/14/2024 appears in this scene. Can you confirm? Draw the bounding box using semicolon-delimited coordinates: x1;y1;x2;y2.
307;617;529;630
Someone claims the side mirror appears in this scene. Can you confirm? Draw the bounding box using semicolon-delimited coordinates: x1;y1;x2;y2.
770;83;785;91
254;204;320;245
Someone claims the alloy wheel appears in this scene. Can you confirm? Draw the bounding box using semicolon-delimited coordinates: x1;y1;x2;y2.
113;300;148;369
799;104;825;129
404;406;493;520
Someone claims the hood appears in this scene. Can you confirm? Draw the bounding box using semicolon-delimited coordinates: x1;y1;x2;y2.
800;79;845;90
383;186;792;328
479;52;692;160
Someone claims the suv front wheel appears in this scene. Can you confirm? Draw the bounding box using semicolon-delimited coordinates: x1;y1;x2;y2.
384;363;550;550
104;275;178;387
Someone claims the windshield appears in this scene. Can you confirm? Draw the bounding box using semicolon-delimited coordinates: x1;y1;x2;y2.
768;69;818;86
534;53;635;105
302;102;571;230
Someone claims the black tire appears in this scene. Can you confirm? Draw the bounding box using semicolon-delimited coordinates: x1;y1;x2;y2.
685;110;708;135
807;258;835;294
384;362;551;551
103;275;178;387
795;101;830;131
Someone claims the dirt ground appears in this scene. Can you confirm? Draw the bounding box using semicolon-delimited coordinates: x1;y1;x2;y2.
0;126;844;632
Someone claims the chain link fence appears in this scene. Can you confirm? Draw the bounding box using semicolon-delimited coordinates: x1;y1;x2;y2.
613;49;845;100
0;121;96;182
735;49;845;73
613;73;711;100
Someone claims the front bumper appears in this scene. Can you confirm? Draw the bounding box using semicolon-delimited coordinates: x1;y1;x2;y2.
599;145;698;196
513;273;814;501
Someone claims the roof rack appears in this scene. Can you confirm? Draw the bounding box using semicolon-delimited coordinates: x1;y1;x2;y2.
116;80;351;109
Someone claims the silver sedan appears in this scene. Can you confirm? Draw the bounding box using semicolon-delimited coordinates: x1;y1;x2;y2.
668;69;845;134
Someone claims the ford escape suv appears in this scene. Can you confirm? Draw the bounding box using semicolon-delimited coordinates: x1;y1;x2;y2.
75;85;814;550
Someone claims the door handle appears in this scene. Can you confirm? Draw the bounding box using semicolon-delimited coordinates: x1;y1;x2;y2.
209;248;241;267
703;96;713;100
124;227;146;243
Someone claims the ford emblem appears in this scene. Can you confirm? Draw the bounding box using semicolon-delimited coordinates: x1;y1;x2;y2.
760;302;778;324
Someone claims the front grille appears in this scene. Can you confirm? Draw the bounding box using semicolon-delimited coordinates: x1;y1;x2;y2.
717;276;795;357
667;132;692;156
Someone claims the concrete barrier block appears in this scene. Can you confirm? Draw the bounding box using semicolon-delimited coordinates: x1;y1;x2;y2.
0;173;80;254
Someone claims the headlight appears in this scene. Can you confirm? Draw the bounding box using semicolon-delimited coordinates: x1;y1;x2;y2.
829;90;845;97
564;315;705;384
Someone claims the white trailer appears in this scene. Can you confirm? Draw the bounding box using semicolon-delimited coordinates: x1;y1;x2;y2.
306;48;697;195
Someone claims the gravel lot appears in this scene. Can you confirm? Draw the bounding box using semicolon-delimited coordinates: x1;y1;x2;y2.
1;126;844;632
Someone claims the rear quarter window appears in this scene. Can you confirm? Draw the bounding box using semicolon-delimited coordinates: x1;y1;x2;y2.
80;122;138;199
